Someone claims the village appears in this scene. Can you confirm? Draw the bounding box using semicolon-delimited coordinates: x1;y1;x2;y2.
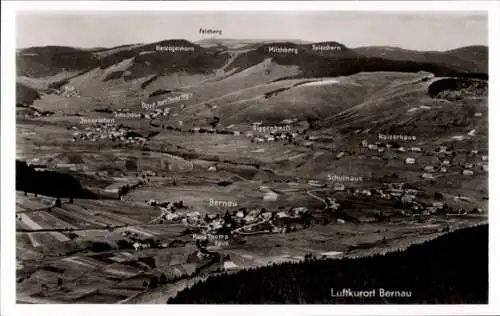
134;136;487;251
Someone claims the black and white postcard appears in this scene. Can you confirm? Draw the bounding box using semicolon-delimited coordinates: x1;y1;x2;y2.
1;1;499;316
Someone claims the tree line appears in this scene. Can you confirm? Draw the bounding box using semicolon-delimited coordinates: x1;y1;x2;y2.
168;224;488;304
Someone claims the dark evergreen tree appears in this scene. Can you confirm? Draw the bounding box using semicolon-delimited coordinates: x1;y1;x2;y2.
149;276;159;289
160;273;167;284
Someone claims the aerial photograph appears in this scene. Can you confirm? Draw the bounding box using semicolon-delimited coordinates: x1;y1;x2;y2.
14;10;488;304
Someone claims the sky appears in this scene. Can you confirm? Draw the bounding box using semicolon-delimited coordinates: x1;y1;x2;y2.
16;11;488;51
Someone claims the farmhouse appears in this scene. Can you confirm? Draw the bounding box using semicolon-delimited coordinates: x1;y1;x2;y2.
263;192;278;201
308;180;325;188
423;166;435;172
432;202;444;209
292;207;308;216
405;157;415;164
276;211;289;219
462;169;474;176
166;213;180;221
333;183;345;191
223;261;239;270
401;194;416;204
187;211;201;218
438;146;448;153
244;215;257;223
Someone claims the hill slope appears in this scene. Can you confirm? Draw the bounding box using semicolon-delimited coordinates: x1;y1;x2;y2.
17;46;99;78
354;45;488;73
168;224;488;304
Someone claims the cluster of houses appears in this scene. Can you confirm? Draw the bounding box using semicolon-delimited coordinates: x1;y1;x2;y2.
71;124;148;145
418;146;487;179
182;125;302;145
358;140;488;179
250;130;299;144
128;107;170;120
144;197;338;239
360;139;423;154
346;182;447;215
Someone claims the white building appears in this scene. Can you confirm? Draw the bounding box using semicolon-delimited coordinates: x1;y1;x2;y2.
293;207;308;216
462;169;474;176
432;202;444;209
405;157;416;164
276;211;288;218
166;213;180;221
421;173;434;179
423;166;435;172
223;261;238;270
187;211;201;218
334;183;345;191
263;191;278;201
